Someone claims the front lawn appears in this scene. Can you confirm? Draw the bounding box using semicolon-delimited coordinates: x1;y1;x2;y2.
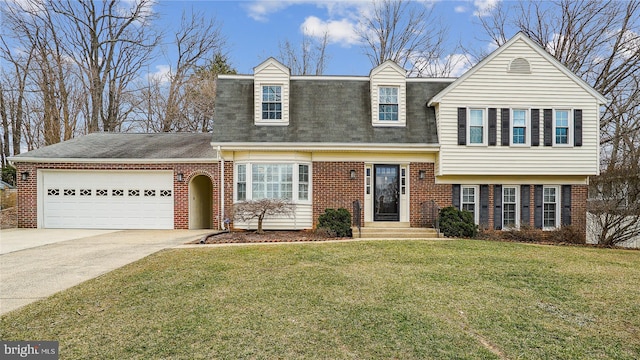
2;240;639;359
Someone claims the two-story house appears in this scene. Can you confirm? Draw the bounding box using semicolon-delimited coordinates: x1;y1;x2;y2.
11;33;605;240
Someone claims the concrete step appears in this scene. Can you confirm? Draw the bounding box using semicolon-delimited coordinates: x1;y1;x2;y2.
352;226;440;239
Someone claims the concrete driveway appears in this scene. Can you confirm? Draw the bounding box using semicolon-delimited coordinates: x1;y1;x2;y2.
0;229;213;315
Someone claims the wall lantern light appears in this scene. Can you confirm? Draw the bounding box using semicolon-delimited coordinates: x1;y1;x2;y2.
177;173;184;182
21;171;29;181
418;170;426;180
350;169;356;180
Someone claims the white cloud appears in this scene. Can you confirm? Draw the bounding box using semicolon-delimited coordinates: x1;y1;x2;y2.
410;53;472;77
148;64;171;85
301;16;360;46
473;0;500;16
454;5;467;13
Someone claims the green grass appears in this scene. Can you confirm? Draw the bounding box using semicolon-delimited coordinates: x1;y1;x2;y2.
2;240;640;359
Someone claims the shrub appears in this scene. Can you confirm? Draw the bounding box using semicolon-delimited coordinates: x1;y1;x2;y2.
1;165;16;187
438;206;477;238
317;208;352;237
548;225;585;244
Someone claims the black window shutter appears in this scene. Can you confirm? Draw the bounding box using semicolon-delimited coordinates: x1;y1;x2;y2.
574;109;583;146
501;108;510;146
480;185;489;228
457;108;467;145
521;185;530;226
562;185;572;225
494;185;502;230
452;184;461;209
534;185;543;228
531;109;540;146
544;109;553;146
488;108;497;146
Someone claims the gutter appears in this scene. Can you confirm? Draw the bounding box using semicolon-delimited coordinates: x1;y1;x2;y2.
7;157;219;164
210;142;440;152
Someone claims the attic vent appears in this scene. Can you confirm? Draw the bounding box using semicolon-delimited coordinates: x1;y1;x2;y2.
508;58;531;74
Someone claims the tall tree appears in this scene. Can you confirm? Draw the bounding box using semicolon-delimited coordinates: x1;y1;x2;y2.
357;0;451;76
278;31;330;75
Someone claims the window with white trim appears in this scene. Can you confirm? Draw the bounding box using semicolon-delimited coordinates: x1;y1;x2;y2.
262;85;282;120
543;186;560;229
554;110;571;145
298;164;309;201
503;186;518;229
511;109;528;145
235;163;311;203
378;87;398;121
461;185;479;223
468;109;486;145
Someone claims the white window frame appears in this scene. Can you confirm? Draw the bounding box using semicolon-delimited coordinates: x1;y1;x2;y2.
502;186;519;229
234;162;312;205
461;185;479;224
261;85;282;121
467;108;487;146
510;109;529;146
543;185;561;230
378;86;399;121
553;109;573;147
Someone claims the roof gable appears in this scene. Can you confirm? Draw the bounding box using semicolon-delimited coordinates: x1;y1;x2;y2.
370;60;407;77
254;57;290;76
428;32;607;106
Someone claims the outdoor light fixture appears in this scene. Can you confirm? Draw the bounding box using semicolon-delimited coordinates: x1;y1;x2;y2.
418;170;426;180
350;169;356;179
20;171;29;181
177;173;184;182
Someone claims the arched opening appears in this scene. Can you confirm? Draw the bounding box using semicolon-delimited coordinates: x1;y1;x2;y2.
189;175;213;229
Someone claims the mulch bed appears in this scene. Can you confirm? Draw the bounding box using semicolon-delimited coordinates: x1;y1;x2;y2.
194;230;350;244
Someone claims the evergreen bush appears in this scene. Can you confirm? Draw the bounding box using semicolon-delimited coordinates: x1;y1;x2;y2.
317;208;352;237
438;206;478;238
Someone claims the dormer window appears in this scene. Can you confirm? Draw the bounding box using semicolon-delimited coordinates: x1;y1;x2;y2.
379;87;399;121
262;85;282;120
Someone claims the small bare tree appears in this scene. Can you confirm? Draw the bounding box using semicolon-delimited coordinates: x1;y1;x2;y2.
232;199;295;234
278;31;330;75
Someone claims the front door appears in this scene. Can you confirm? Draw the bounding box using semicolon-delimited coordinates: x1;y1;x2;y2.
374;165;400;221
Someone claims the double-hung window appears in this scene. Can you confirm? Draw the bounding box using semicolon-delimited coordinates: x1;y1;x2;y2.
543;186;560;229
298;164;309;201
262;85;282;120
503;186;518;229
461;186;479;223
554;110;570;145
468;109;485;145
512;109;527;145
379;87;398;121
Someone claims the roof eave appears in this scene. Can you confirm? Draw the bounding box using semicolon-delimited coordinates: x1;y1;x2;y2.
8;157;219;164
211;142;440;152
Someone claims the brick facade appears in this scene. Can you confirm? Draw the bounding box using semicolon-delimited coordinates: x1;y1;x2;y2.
312;162;364;227
409;162;452;227
14;162;219;230
571;185;588;240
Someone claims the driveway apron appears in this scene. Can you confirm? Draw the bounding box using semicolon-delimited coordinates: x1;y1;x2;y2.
0;229;212;315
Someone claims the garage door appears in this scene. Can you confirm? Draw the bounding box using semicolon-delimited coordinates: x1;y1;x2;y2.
42;170;174;229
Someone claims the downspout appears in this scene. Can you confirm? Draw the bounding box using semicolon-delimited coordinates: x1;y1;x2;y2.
218;145;225;230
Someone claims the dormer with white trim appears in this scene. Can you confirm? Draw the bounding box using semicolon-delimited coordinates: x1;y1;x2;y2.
254;58;290;126
370;60;407;127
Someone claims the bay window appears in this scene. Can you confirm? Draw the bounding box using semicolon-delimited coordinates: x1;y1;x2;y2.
235;162;311;203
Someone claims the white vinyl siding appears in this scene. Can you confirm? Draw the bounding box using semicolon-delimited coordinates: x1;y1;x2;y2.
371;62;406;127
254;59;289;125
435;38;600;176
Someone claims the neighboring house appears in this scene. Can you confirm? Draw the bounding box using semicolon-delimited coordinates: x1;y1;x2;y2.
9;33;606;240
0;180;15;190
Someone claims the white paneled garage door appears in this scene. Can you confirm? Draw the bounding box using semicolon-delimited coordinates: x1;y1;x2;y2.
41;170;174;229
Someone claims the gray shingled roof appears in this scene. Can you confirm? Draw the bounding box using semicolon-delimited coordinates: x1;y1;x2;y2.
212;78;451;144
12;133;216;159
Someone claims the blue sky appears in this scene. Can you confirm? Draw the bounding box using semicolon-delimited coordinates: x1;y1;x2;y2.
151;0;503;77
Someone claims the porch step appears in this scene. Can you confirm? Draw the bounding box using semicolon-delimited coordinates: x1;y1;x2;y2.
352;226;441;239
